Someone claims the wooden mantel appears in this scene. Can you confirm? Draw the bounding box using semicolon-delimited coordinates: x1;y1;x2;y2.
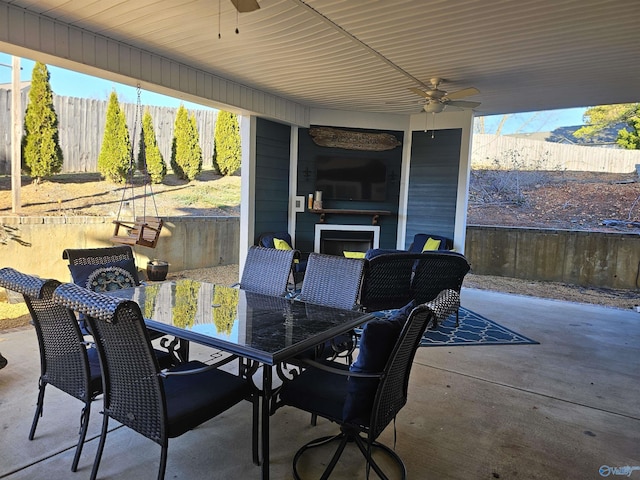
309;208;392;225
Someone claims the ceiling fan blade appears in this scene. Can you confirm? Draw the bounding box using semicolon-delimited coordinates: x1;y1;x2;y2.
445;87;480;100
410;87;432;99
230;0;260;12
447;100;482;109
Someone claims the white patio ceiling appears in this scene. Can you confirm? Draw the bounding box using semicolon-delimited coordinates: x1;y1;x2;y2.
1;0;639;117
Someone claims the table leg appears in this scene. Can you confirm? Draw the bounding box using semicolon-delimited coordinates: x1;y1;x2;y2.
261;365;272;480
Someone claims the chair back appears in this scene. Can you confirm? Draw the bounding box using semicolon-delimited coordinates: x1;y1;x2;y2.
408;233;454;252
360;252;418;311
0;268;97;401
411;251;470;304
369;289;460;440
240;246;296;296
63;245;141;290
53;283;166;443
299;253;365;310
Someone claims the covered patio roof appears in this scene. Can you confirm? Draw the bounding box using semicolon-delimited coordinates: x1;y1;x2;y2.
1;0;639;122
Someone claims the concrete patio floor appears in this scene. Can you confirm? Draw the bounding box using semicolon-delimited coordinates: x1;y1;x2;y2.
0;288;638;479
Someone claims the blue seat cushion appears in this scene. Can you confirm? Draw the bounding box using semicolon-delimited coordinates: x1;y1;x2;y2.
343;300;416;424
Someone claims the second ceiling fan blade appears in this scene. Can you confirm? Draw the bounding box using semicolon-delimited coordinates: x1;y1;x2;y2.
230;0;260;12
445;87;480;100
447;100;482;108
409;87;432;99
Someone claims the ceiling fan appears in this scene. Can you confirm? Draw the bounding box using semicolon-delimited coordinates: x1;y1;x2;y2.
410;78;481;113
230;0;260;12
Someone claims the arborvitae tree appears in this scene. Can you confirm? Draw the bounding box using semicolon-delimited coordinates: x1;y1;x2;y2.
213;110;241;176
137;109;166;183
170;105;202;181
22;62;63;183
98;91;131;183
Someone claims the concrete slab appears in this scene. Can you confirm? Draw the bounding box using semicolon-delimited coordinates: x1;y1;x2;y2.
0;288;638;479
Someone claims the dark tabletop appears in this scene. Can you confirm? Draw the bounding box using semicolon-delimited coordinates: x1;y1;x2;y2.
106;280;371;365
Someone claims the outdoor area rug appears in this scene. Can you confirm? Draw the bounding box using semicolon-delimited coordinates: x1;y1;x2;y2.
372;307;538;347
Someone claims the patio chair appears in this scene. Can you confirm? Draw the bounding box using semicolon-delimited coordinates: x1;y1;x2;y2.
296;253;366;370
258;231;308;285
62;245;188;362
411;251;471;326
359;252;419;312
0;267;101;472
275;289;460;479
52;282;259;480
238;245;296;296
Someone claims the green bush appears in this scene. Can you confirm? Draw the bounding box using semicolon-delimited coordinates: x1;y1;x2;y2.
138;109;166;183
170;105;202;181
213;110;241;176
98;91;131;183
22;62;63;182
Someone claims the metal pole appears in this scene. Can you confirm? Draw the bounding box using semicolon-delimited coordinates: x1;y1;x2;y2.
11;56;21;214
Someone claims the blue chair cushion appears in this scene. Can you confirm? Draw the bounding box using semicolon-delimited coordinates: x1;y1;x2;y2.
68;259;139;292
364;248;404;260
343;300;416;424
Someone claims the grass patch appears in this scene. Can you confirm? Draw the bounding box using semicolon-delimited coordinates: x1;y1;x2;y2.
173;176;241;209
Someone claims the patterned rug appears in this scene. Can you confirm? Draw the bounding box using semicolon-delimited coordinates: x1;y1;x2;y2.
371;307;538;347
420;307;539;347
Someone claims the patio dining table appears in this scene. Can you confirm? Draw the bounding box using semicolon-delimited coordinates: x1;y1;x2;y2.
106;279;372;480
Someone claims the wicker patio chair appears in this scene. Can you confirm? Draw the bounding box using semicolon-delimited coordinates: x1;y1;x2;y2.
62;245;188;362
238;245;296;296
52;282;259;480
411;251;471;326
0;268;101;472
258;231;308;285
359;252;419;312
276;289;460;479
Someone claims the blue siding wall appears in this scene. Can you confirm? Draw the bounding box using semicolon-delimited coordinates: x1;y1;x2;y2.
295;127;403;252
405;129;461;249
254;118;291;244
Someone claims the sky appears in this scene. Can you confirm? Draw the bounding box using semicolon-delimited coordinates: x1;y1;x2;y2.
1;53;587;134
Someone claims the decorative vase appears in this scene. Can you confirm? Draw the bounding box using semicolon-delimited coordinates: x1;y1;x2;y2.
147;260;169;282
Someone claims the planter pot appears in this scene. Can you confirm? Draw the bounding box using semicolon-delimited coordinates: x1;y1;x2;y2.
147;261;169;282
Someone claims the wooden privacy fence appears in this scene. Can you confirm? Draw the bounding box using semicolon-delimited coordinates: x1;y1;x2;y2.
0;89;218;174
472;133;640;173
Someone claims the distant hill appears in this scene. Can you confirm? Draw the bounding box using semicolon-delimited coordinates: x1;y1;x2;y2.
507;123;629;147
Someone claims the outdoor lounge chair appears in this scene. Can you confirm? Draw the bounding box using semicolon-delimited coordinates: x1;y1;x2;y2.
275;289;460;479
0;268;101;472
52;282;259;480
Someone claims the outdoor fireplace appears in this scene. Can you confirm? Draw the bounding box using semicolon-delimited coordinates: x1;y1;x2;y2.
314;224;380;255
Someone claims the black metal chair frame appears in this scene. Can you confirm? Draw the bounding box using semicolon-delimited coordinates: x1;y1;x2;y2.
238;245;296;296
62;245;189;362
275;289;460;480
52;282;260;480
0;268;101;472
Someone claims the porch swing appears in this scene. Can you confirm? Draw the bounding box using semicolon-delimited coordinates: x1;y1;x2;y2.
110;85;163;249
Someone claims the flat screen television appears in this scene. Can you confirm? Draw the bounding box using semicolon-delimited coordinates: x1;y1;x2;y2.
315;157;387;202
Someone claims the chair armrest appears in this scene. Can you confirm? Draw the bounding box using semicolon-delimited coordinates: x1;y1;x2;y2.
297;358;382;379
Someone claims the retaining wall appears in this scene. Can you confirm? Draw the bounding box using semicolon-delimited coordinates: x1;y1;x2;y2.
465;225;640;289
0;216;239;282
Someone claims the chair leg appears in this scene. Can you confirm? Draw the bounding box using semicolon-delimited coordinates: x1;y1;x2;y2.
90;414;110;480
157;441;168;480
292;433;346;480
352;434;407;480
28;379;46;440
252;395;260;466
71;402;91;472
455;308;460;327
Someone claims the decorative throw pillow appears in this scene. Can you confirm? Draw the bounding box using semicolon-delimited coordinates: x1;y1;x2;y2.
343;300;416;424
343;251;366;259
422;237;442;251
273;238;292;250
69;259;139;293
